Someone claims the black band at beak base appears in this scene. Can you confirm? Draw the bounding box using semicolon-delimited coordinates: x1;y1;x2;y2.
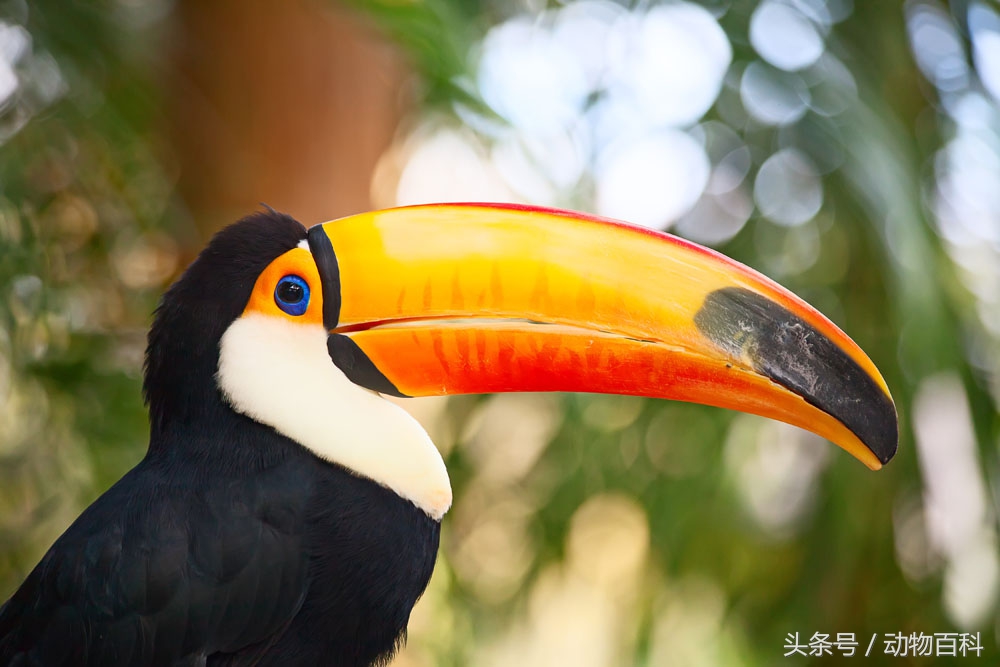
307;225;341;330
328;334;406;397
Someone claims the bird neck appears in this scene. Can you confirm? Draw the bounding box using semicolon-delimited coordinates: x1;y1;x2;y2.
144;322;296;471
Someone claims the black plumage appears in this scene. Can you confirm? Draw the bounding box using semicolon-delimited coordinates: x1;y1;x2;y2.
0;212;439;666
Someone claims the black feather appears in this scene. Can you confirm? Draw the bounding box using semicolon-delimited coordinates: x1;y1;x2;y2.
1;210;440;666
143;210;305;444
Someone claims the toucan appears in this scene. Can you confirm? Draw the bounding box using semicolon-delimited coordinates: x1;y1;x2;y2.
0;203;896;666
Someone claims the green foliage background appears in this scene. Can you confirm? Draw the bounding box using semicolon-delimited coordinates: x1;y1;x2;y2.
1;0;998;664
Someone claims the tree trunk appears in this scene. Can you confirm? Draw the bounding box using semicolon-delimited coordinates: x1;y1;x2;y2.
168;0;409;234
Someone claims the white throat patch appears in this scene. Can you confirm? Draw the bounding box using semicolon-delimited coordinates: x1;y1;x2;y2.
217;313;452;520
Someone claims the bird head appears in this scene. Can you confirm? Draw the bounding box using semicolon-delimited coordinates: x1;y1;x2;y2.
145;204;897;520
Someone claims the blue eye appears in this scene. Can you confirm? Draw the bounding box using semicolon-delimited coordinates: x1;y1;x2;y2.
274;275;310;316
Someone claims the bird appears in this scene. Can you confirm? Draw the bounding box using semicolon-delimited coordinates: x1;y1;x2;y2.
0;203;897;666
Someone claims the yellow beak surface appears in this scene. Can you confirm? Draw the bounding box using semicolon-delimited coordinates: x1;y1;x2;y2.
307;203;897;469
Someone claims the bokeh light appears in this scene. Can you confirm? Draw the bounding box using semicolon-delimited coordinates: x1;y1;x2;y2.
750;1;825;72
2;0;1000;664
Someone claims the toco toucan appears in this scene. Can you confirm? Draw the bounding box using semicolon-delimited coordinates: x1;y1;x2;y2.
0;204;896;666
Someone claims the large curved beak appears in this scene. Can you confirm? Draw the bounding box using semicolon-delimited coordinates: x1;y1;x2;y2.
306;203;897;469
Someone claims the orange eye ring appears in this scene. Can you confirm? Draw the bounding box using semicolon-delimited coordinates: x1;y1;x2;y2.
244;248;324;325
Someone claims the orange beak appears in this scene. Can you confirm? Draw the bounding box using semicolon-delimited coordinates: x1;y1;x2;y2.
306;203;897;469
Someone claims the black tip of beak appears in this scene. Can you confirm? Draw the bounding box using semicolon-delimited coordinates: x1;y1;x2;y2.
695;287;898;465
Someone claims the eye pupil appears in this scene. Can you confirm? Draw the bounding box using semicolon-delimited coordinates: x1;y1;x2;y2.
274;275;310;316
278;281;303;303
